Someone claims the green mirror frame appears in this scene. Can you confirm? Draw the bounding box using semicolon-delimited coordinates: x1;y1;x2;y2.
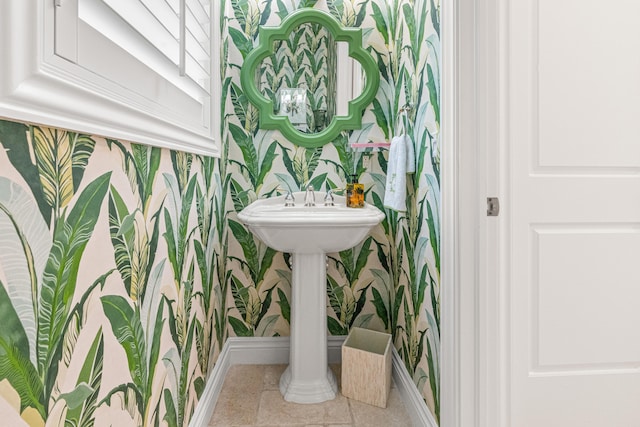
240;9;380;148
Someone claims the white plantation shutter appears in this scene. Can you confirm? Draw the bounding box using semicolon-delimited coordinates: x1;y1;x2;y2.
92;0;212;93
0;0;220;155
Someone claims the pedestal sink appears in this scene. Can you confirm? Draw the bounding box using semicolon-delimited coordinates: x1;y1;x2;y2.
237;191;385;404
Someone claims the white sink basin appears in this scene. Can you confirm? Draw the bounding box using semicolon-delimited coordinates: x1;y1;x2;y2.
237;191;385;253
237;190;385;404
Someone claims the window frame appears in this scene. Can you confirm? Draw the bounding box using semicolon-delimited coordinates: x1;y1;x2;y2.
0;1;221;157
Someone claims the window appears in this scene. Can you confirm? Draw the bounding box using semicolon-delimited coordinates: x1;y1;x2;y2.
0;1;220;156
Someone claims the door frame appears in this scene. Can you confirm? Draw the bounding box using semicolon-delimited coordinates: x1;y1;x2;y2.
441;0;504;425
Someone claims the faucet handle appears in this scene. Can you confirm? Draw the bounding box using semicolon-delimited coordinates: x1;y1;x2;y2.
324;189;335;206
284;191;295;207
304;185;315;207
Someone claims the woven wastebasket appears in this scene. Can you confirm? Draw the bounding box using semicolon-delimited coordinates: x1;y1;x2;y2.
341;327;392;408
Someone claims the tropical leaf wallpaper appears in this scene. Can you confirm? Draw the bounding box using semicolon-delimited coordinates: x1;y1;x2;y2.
222;0;441;420
0;120;223;426
0;0;440;424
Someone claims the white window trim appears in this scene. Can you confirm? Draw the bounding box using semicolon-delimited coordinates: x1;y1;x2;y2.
0;1;221;157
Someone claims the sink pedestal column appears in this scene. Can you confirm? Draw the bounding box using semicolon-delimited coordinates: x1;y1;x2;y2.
280;252;338;403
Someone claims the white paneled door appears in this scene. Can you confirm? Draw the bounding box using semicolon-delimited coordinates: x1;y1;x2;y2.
504;0;640;425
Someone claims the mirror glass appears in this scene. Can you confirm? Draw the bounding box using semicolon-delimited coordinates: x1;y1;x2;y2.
240;9;379;148
257;24;362;135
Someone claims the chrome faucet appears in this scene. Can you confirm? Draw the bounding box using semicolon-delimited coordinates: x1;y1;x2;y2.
284;190;295;207
304;184;315;207
324;189;335;206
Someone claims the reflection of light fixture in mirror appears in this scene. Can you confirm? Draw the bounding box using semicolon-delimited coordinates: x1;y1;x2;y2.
278;88;308;132
336;41;363;117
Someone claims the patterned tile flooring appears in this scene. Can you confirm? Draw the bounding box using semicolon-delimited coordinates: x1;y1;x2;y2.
208;364;413;427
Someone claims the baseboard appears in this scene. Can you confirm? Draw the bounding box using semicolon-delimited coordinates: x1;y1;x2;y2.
189;337;437;427
222;336;347;364
392;350;439;427
187;340;233;427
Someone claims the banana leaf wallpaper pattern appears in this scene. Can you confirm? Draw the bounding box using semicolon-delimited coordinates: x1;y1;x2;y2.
221;0;441;420
0;119;223;426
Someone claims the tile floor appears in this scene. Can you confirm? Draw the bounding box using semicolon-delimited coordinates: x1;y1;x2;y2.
208;364;413;427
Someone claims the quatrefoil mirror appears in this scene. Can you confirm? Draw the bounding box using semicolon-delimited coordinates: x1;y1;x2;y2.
240;9;380;148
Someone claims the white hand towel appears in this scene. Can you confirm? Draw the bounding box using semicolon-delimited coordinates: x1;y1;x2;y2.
384;135;408;212
405;134;415;174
